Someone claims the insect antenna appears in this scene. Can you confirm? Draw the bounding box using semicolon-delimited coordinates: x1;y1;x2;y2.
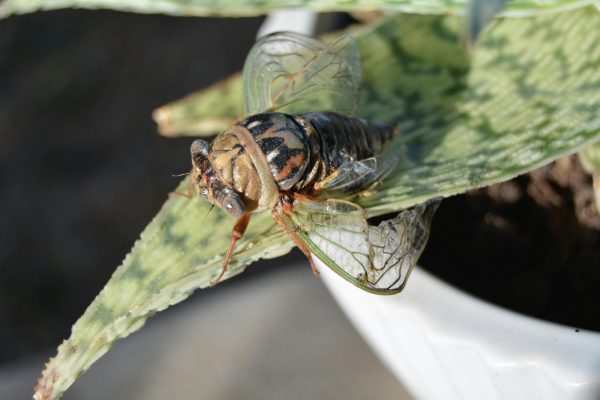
171;171;190;178
202;204;215;221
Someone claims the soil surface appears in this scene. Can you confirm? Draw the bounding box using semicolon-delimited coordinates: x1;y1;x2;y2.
421;156;600;331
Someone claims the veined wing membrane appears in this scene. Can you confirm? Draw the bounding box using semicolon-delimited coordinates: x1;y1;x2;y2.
314;154;399;196
279;198;440;294
243;32;361;116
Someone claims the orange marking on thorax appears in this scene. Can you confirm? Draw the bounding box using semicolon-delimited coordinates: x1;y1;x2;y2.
274;153;305;182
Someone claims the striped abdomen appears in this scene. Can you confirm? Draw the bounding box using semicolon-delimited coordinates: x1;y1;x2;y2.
295;112;397;192
240;111;396;194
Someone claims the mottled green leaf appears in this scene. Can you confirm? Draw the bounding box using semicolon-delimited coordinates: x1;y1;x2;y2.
155;75;239;138
36;6;600;400
0;0;596;19
580;141;600;213
358;6;600;216
153;74;243;138
34;181;293;400
580;142;600;173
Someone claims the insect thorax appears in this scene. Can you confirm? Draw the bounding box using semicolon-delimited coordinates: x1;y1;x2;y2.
207;129;263;210
208;113;310;212
239;113;311;191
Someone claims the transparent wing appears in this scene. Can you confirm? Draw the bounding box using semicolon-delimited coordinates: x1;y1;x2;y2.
243;31;361;116
278;198;441;294
314;154;399;196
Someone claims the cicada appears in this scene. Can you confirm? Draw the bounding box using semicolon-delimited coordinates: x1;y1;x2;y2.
190;32;439;294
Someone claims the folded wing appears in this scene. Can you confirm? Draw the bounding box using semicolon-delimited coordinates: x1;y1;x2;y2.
278;198;440;294
243;31;361;116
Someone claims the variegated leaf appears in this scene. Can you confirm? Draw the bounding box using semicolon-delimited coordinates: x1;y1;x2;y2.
1;0;596;19
36;6;600;400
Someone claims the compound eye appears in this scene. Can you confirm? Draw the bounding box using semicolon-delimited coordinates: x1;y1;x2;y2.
190;139;209;157
222;195;245;218
190;139;210;166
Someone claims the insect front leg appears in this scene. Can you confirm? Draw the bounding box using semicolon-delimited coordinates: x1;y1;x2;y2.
211;213;252;286
272;206;320;276
169;173;195;199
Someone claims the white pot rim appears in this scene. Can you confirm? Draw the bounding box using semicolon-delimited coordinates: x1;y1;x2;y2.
321;265;600;400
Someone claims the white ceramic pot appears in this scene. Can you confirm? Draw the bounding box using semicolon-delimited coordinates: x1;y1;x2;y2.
320;265;600;400
257;11;600;400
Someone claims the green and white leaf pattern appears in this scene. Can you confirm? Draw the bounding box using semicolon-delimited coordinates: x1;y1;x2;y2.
1;0;597;19
580;141;600;213
153;75;243;138
580;141;600;173
35;6;600;400
356;7;600;216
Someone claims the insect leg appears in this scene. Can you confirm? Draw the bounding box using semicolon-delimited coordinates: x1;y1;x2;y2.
169;174;195;199
272;206;320;276
211;213;252;286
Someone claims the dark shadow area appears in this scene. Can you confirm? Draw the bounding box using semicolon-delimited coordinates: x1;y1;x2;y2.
0;10;265;364
420;156;600;331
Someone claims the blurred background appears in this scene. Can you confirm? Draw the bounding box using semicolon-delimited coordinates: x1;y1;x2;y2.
0;9;256;364
0;10;408;399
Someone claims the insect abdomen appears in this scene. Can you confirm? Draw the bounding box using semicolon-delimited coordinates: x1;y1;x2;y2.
301;111;397;181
